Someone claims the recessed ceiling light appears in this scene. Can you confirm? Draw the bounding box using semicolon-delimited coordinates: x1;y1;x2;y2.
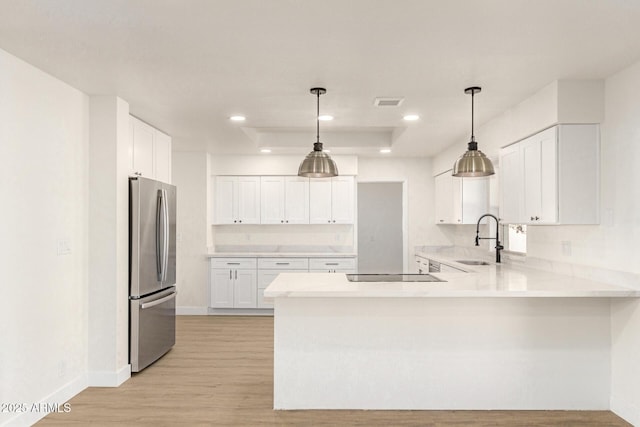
380;148;392;154
260;149;271;153
403;114;419;121
229;115;246;122
318;115;334;121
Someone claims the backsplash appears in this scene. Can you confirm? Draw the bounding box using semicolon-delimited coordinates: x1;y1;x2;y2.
211;224;355;253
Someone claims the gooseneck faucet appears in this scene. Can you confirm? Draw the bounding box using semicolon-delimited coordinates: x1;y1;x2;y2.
475;213;503;263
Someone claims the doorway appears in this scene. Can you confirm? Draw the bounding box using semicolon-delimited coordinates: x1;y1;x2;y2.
357;182;404;273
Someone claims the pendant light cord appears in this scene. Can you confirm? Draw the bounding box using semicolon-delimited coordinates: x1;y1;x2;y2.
471;90;475;142
316;90;320;143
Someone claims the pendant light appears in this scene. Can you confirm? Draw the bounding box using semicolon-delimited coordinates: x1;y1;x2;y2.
298;87;339;178
452;86;495;177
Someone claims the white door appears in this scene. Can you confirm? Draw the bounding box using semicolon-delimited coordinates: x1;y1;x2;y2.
537;128;558;224
331;176;355;224
131;117;154;178
434;172;453;224
309;178;332;224
237;176;261;224
284;176;309;224
153;130;172;184
234;269;257;308
210;269;234;308
499;144;522;224
215;176;237;224
261;176;285;224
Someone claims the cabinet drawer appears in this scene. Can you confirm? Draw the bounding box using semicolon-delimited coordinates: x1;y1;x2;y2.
210;258;257;269
308;257;356;270
258;258;309;270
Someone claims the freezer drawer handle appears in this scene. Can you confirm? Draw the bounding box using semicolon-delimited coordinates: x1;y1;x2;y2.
226;262;241;265
140;291;177;310
275;262;290;265
325;263;339;266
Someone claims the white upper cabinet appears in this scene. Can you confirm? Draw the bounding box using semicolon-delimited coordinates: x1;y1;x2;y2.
309;176;355;224
434;172;489;224
499;124;599;225
129;115;172;183
260;176;310;224
284;176;310;224
214;176;261;224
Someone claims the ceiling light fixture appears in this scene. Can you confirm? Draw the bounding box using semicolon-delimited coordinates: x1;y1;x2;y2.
452;86;495;177
298;87;338;178
403;114;419;121
229;115;246;122
260;148;271;153
380;148;392;154
318;115;334;121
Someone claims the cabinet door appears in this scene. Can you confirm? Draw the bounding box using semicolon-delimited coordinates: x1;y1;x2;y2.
215;176;237;224
234;269;257;308
261;176;285;224
434;173;453;224
285;176;310;224
499;144;523;224
331;176;355;224
522;128;557;224
257;270;282;308
309;178;333;224
237;176;261;224
451;176;463;224
153;130;172;184
210;269;234;308
131;117;154;178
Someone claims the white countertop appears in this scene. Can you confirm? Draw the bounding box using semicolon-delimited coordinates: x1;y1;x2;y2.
207;252;357;258
264;262;640;298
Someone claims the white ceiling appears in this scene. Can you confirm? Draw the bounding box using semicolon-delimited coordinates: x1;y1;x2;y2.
2;1;640;157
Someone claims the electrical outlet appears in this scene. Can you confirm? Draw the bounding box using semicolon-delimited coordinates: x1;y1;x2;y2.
561;241;572;256
56;239;71;255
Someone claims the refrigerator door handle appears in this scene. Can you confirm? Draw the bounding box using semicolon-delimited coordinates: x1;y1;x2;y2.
156;189;164;282
156;188;169;283
140;290;177;310
161;188;169;283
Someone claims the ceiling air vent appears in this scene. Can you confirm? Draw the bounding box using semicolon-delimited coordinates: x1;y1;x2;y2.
373;97;404;107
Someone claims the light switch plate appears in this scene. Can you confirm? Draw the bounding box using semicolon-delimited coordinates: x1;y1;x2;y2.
57;239;71;255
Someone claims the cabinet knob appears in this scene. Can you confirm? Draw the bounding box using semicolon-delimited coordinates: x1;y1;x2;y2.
332;220;336;223
439;219;444;223
239;220;242;223
530;216;534;221
535;216;540;221
457;219;461;223
234;220;237;223
328;220;331;223
281;220;284;223
285;220;289;223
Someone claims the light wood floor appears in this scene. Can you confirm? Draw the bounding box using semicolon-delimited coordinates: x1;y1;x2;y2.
41;316;631;426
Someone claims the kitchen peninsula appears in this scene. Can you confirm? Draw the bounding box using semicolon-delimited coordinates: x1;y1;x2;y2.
264;263;640;410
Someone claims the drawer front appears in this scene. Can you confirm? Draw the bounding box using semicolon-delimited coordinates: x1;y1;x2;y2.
210;258;257;269
258;258;309;270
308;257;356;270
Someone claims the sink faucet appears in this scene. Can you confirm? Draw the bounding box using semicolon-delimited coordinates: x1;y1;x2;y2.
475;213;503;263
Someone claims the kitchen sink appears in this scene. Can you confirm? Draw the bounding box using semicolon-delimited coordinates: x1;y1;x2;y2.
455;260;491;266
346;274;445;282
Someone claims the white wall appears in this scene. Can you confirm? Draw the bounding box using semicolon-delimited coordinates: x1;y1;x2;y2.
173;151;209;314
0;48;90;425
87;96;131;386
604;60;640;426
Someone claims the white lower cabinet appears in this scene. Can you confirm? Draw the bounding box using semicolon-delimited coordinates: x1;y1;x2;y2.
309;257;356;273
210;258;257;308
257;258;309;308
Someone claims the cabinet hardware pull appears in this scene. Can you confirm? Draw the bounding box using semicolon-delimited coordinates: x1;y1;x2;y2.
226;262;241;265
229;270;232;279
325;263;339;266
235;270;237;280
276;262;290;265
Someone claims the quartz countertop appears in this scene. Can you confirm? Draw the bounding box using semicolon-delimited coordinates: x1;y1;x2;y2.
264;263;640;298
207;252;357;258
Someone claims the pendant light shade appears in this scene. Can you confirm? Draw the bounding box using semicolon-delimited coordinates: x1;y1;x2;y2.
298;87;338;178
452;87;495;177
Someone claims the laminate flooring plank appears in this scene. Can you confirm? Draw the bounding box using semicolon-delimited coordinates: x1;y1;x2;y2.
39;316;631;427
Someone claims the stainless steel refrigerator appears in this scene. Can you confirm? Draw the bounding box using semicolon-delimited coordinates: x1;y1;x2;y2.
129;176;177;372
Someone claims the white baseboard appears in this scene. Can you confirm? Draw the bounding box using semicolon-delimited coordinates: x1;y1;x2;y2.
208;308;274;316
87;364;131;387
0;374;87;427
176;306;209;315
611;395;640;426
